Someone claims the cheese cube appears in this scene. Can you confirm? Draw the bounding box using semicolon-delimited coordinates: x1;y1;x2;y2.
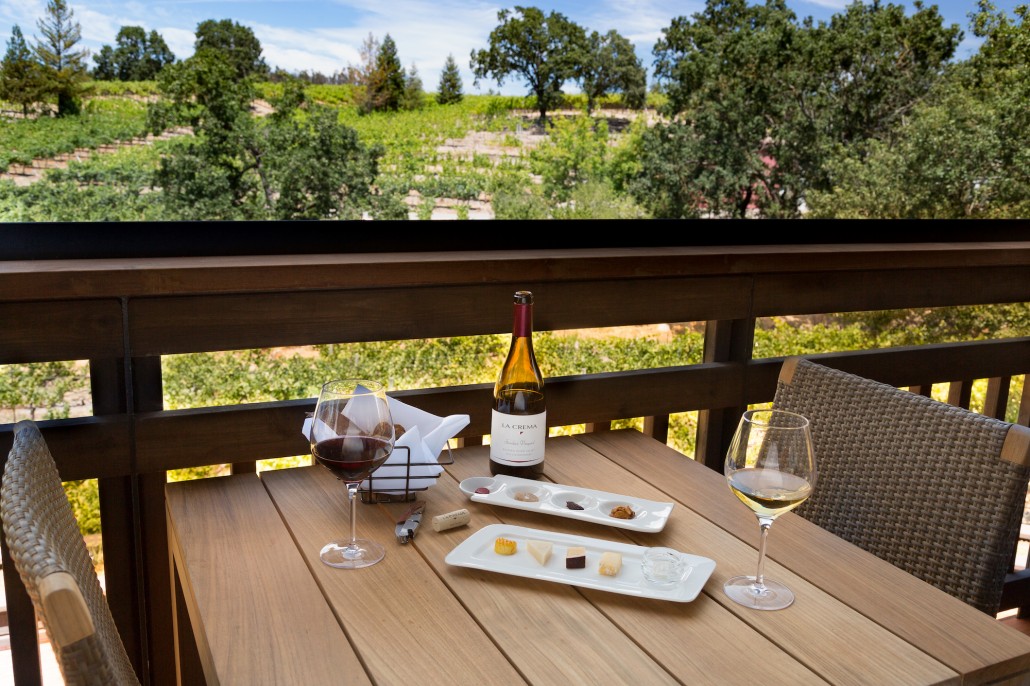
598;551;622;577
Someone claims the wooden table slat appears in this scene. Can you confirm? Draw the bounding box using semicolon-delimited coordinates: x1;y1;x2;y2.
260;467;529;686
165;474;370;685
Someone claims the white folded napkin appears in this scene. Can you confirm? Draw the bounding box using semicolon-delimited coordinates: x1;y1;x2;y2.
302;394;469;494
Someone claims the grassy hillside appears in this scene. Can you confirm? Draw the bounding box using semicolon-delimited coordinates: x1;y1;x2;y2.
0;81;657;220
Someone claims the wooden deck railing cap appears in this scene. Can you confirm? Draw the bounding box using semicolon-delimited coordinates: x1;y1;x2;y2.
1;242;1029;302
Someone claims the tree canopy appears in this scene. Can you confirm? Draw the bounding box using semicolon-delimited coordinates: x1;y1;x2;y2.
194;19;268;80
471;6;587;123
93;26;175;81
148;54;405;220
805;0;1030;218
633;0;961;218
576;29;646;112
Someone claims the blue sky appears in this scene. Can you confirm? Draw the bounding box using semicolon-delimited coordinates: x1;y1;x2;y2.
0;0;1021;96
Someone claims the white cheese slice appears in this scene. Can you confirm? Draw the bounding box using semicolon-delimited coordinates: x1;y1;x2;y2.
527;539;553;566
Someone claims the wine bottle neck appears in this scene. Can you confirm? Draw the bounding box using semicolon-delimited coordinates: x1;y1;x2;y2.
513;303;533;338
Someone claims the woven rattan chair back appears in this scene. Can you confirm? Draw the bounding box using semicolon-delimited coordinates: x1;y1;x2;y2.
0;420;139;685
773;357;1030;615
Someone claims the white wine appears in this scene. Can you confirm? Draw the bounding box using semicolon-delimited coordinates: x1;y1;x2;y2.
728;468;812;519
490;290;546;478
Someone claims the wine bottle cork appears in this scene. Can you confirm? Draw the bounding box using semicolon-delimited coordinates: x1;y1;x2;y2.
432;509;470;532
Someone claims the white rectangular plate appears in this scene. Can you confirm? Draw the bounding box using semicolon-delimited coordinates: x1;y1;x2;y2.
445;524;716;603
470;475;674;532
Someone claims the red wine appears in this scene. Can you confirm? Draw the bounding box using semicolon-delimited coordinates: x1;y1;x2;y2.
490;291;546;479
313;435;392;481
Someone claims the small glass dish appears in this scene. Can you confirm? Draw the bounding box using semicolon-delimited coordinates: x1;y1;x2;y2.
641;547;688;587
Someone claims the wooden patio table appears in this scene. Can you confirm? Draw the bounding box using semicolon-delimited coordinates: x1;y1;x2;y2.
165;429;1030;685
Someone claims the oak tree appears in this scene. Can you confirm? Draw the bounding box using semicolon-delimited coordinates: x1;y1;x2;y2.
576;30;646;113
93;26;176;81
636;0;961;218
194;19;267;80
806;1;1029;218
471;6;587;124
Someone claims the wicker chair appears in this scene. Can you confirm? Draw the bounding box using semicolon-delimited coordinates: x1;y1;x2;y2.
773;357;1030;616
0;420;140;685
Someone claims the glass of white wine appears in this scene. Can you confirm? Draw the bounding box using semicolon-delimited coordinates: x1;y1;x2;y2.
724;408;816;610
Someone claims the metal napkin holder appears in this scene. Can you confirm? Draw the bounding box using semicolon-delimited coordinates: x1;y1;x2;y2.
358;443;455;503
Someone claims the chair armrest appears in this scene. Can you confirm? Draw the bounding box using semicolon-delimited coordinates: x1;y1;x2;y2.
39;571;96;645
1002;424;1030;468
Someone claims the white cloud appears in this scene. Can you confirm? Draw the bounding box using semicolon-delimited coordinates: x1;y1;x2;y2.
75;6;122;45
1;0;45;34
248;2;505;91
161;26;196;60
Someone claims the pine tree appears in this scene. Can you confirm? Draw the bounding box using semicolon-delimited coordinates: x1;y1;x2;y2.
436;53;463;105
365;34;405;112
33;0;89;115
402;62;424;110
1;25;45;116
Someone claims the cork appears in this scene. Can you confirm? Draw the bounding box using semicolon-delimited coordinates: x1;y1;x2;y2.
432;509;470;532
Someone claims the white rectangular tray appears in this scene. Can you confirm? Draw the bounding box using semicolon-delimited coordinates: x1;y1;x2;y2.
469;475;674;532
445;524;715;603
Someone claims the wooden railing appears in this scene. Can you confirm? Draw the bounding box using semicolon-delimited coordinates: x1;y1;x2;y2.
1;235;1029;685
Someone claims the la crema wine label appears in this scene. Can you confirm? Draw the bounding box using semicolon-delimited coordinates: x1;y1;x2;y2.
490;410;546;465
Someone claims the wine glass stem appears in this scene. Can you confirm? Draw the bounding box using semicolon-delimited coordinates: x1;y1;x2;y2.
754;518;773;592
347;481;359;546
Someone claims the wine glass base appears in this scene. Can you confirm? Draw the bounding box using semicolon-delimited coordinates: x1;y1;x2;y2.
319;538;386;569
723;575;795;610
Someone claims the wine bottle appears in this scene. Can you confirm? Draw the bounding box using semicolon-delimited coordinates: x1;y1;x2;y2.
490;290;546;478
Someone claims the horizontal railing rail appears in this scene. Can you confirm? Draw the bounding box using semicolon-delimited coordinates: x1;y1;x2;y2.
0;239;1028;686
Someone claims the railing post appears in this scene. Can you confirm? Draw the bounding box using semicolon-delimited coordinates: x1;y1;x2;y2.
984;377;1011;421
947;379;973;410
696;317;755;471
91;348;174;686
131;355;176;686
90;356;146;682
0;535;42;685
1018;380;1030;619
643;415;670;444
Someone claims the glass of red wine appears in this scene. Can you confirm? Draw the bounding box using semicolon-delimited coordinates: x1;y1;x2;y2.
309;379;395;569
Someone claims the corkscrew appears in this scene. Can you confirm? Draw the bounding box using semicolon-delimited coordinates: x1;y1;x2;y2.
395;500;426;544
